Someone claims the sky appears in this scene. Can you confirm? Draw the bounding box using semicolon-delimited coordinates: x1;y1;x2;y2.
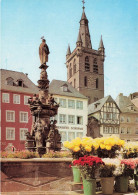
1;0;138;99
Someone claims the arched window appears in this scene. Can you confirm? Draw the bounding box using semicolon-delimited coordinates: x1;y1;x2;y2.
69;63;72;78
73;59;76;74
74;79;76;88
6;77;14;86
84;76;87;87
96;78;98;89
85;56;90;71
93;58;98;73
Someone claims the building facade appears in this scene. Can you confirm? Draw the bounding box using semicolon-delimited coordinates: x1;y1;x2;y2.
0;69;39;151
66;7;105;104
49;80;88;143
116;93;138;142
88;96;120;137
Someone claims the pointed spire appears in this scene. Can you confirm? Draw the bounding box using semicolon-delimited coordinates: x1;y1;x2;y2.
99;35;104;49
66;44;71;56
77;32;82;42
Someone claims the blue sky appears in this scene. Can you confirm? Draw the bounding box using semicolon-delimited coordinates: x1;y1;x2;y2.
1;0;138;99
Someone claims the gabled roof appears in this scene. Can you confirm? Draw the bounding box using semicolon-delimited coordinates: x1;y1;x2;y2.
49;80;87;99
0;69;39;94
88;95;120;115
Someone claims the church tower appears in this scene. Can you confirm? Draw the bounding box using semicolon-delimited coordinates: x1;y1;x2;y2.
66;2;105;104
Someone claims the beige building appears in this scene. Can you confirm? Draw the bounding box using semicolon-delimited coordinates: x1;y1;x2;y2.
49;80;88;143
88;96;120;138
116;93;138;142
66;7;105;104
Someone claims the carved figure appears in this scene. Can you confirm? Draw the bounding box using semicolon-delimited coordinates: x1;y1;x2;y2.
35;120;43;147
48;94;57;106
39;38;50;65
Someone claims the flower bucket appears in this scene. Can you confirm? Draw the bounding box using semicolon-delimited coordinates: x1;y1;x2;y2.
83;178;96;195
72;166;81;183
101;177;114;194
115;176;129;193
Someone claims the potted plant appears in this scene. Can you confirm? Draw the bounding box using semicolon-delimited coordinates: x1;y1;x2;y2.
73;155;104;195
99;158;120;194
63;137;94;183
95;136;125;158
123;142;138;159
115;158;136;193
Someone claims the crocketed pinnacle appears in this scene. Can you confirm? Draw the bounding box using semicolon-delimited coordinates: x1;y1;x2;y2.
99;35;104;48
66;44;71;55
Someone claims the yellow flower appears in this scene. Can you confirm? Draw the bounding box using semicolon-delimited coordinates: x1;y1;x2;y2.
84;146;91;152
106;145;112;150
100;144;105;149
63;141;70;148
93;142;99;150
73;146;80;152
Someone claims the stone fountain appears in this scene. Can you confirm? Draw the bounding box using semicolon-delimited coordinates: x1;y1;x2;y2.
25;38;61;156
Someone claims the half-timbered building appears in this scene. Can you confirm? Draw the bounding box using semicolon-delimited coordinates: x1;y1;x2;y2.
88;95;121;137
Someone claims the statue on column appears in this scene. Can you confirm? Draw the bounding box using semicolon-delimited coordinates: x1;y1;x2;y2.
39;37;50;65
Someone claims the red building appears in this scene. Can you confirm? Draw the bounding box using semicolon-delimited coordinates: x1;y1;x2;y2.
0;69;39;151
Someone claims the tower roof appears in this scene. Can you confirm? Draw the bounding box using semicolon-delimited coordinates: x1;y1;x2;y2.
99;35;104;48
81;9;87;20
66;44;71;55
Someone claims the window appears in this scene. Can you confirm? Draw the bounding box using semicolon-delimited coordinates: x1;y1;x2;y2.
6;77;14;86
59;114;66;124
6;127;15;140
68;132;75;141
20;128;28;140
60;131;67;142
74;79;76;88
73;59;76;74
96;78;98;89
68;100;75;109
85;56;90;71
76;132;83;138
106;113;111;120
77;116;83;125
136;117;138;122
121;127;125;134
24;96;31;105
76;101;83;109
84;76;87;87
13;94;20;104
69;64;72;78
112;113;117;120
6;110;15;122
20;112;28;123
50;115;58;123
135;129;138;134
114;127;119;134
121;116;125;122
68;115;75;124
103;126;108;134
59;99;66;108
127;128;131;134
127;117;130;122
18;80;23;87
2;93;10;103
108;127;113;134
93;58;98;73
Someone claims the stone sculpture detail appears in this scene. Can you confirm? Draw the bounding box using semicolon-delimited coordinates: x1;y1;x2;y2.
25;38;61;155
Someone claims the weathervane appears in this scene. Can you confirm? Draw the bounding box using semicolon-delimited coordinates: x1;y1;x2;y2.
82;0;85;11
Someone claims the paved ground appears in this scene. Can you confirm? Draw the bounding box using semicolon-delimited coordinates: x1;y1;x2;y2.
1;191;138;195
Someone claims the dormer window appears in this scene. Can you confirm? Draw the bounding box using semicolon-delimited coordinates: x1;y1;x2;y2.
18;80;23;86
61;84;68;92
6;77;14;86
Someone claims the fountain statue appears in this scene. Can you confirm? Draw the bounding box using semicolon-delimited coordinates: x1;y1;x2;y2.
25;37;61;156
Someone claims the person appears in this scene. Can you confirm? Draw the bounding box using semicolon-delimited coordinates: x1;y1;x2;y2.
39;38;50;65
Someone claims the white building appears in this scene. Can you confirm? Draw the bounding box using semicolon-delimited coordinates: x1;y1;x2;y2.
49;80;88;142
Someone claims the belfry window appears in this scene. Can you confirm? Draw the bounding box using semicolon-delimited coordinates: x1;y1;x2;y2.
73;59;76;74
85;56;90;71
93;58;98;73
69;64;72;78
84;76;87;87
96;78;98;89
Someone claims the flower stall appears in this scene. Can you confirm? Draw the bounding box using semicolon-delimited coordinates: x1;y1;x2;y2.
64;136;138;194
